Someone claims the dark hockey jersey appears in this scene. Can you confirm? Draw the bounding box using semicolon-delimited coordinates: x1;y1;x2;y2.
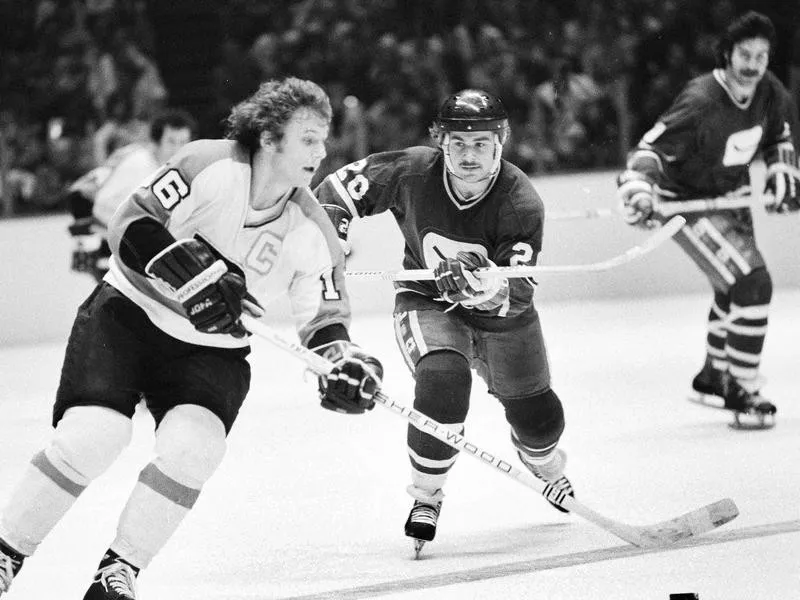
629;69;796;199
314;146;545;330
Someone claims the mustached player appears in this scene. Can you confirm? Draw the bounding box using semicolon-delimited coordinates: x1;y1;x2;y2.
617;11;799;428
315;89;573;556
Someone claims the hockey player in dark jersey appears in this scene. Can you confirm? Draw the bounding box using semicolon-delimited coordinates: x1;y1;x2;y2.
0;78;383;598
315;89;573;555
617;11;799;427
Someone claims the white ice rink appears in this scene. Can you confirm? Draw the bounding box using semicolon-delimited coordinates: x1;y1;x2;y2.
0;290;798;600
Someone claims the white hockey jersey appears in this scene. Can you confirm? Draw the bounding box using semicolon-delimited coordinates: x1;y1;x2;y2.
105;139;351;349
70;143;160;226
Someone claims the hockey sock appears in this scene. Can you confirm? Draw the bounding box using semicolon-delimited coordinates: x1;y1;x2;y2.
705;292;730;371
407;351;471;492
111;405;226;568
0;407;131;556
726;268;772;381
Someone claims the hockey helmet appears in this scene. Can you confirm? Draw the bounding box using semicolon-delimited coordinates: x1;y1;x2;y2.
430;89;510;144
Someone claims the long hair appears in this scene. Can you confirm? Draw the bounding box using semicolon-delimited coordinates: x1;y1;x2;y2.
715;11;776;68
225;77;332;152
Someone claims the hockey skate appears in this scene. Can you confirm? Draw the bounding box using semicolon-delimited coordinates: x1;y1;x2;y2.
404;500;442;559
517;448;574;513
83;551;138;600
0;539;24;596
689;368;776;430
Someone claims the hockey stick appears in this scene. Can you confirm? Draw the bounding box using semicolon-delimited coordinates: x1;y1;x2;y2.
546;207;617;221
656;193;774;217
345;214;686;281
240;313;738;548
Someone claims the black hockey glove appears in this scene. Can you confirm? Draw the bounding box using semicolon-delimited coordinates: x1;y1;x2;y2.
315;341;383;414
145;239;249;337
68;218;110;282
765;142;800;214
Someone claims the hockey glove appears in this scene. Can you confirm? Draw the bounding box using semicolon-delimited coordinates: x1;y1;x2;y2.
617;170;656;227
764;142;800;214
145;239;249;337
315;341;383;414
434;251;508;311
68;218;109;281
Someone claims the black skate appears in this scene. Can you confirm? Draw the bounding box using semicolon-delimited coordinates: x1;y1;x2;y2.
689;369;776;430
518;448;574;514
691;364;725;398
722;375;776;430
0;538;25;596
405;500;442;559
83;551;139;600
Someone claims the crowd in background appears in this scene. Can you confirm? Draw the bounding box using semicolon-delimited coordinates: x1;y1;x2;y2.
1;0;798;217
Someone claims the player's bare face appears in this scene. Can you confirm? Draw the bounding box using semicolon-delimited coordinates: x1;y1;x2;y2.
274;109;329;186
726;38;770;93
446;132;495;183
156;126;192;163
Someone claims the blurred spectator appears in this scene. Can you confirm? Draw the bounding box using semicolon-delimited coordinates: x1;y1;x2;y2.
3;0;798;218
530;57;608;171
92;91;150;165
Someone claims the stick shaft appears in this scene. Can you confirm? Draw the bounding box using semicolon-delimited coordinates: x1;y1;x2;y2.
345;215;686;281
657;194;770;217
240;314;645;546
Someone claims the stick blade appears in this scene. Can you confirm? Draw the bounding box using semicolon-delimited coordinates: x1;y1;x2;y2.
636;498;739;547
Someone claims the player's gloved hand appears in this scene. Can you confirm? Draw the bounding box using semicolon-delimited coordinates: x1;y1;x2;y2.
68;219;104;274
145;239;250;337
617;170;656;228
315;341;383;414
764;143;800;214
434;251;508;311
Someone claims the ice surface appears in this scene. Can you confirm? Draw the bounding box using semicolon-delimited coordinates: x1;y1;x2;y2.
0;291;798;599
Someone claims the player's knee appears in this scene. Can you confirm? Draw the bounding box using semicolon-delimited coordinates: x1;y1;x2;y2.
414;350;471;424
47;406;132;484
502;388;565;450
153;404;227;489
731;268;772;307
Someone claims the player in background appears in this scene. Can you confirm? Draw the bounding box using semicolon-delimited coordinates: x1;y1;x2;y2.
0;77;383;599
617;11;799;426
66;109;197;282
315;89;574;555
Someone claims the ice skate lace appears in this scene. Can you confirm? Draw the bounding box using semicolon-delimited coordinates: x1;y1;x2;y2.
0;556;14;593
97;561;137;598
410;502;440;526
0;552;22;594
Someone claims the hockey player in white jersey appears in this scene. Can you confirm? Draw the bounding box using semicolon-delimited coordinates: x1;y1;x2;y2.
0;77;383;599
66;109;196;282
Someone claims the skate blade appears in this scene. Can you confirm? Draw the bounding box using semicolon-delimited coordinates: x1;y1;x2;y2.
729;412;775;431
689;392;775;430
412;539;426;559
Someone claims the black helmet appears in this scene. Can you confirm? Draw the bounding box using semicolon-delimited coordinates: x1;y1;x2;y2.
430;89;510;143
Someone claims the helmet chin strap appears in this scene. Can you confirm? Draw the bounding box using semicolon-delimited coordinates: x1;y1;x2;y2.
442;133;504;183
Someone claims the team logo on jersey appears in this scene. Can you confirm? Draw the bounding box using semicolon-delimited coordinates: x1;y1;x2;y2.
422;233;487;268
722;126;763;166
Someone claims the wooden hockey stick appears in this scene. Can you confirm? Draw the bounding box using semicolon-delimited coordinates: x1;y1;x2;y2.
240;313;739;548
656;193;774;217
345;215;686;281
546;207;617;221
